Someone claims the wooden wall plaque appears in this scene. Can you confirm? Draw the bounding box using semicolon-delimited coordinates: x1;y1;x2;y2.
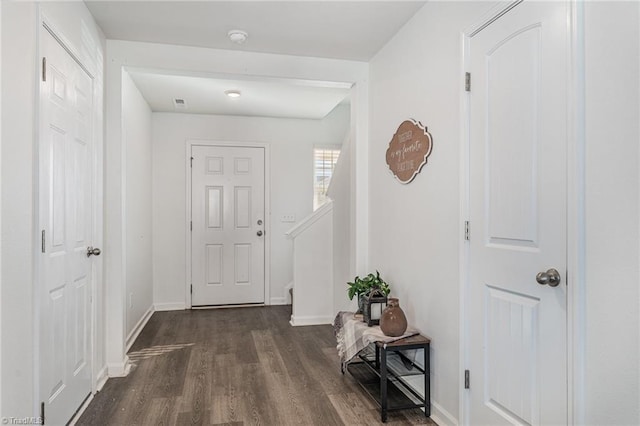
385;119;433;184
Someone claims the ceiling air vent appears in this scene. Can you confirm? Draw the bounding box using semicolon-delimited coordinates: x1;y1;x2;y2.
173;98;187;109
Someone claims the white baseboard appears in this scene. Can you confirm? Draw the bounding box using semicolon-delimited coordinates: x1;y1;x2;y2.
107;356;131;377
95;366;108;392
430;399;458;426
154;302;186;311
270;297;287;305
289;315;333;326
126;305;154;351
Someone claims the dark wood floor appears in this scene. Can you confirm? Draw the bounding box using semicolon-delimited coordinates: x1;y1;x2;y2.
77;306;436;425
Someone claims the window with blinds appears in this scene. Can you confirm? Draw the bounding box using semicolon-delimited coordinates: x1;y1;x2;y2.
313;147;341;210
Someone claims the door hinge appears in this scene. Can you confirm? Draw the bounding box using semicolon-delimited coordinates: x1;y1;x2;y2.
465;72;471;92
464;221;470;241
41;401;45;424
42;57;47;82
41;230;46;253
190;156;194;168
464;370;470;389
190;221;193;231
190;284;193;295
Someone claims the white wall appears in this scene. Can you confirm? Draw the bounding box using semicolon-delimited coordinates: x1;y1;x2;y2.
327;134;353;313
583;2;640;425
1;3;37;415
122;71;154;338
1;1;105;417
321;104;351;146
152;107;349;308
368;3;492;423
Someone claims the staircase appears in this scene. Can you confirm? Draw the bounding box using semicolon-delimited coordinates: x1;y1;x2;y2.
285;201;334;325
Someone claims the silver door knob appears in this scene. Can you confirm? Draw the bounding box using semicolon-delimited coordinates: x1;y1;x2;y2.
87;246;101;257
257;230;263;237
536;268;561;287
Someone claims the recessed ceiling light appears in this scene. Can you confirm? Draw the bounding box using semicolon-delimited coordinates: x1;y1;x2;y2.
227;30;248;45
224;90;241;98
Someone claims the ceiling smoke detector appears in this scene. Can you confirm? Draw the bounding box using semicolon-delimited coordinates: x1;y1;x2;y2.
227;30;248;45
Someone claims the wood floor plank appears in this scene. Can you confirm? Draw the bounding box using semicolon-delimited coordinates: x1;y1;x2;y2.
210;354;243;424
238;362;283;426
129;313;163;352
252;329;287;375
176;409;211;425
110;383;155;425
328;391;378;425
77;306;435;426
270;329;308;378
178;343;212;421
295;331;357;396
139;397;180;426
75;377;128;424
150;345;192;397
261;371;315;426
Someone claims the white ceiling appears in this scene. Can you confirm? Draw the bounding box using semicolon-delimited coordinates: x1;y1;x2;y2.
128;70;351;119
85;1;426;61
85;1;426;119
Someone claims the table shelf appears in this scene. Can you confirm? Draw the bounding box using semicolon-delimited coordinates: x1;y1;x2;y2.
347;362;425;409
344;335;431;422
357;345;426;377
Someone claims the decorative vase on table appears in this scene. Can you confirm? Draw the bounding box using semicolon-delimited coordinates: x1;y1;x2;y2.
380;298;408;337
357;293;367;315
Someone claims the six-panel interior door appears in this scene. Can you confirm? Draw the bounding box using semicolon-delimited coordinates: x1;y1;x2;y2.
39;28;94;425
467;2;568;425
191;145;265;306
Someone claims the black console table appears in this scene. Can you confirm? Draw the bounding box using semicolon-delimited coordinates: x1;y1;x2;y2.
345;334;431;422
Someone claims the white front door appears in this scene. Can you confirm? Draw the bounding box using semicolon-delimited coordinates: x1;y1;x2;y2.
191;145;265;306
39;27;94;425
467;2;568;425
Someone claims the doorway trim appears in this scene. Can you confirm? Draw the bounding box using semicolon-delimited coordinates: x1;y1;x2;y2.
458;1;585;424
184;139;271;309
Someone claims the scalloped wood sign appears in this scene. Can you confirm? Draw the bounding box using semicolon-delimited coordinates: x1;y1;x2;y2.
385;119;433;184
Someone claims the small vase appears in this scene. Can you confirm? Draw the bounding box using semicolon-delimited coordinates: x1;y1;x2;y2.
380;298;407;337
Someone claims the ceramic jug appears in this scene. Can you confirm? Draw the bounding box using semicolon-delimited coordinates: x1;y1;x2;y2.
380;297;407;337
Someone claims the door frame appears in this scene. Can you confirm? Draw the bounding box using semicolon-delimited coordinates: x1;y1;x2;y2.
185;140;271;309
458;1;585;424
34;12;103;419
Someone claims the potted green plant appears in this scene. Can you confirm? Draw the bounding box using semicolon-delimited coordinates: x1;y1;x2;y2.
347;271;391;314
